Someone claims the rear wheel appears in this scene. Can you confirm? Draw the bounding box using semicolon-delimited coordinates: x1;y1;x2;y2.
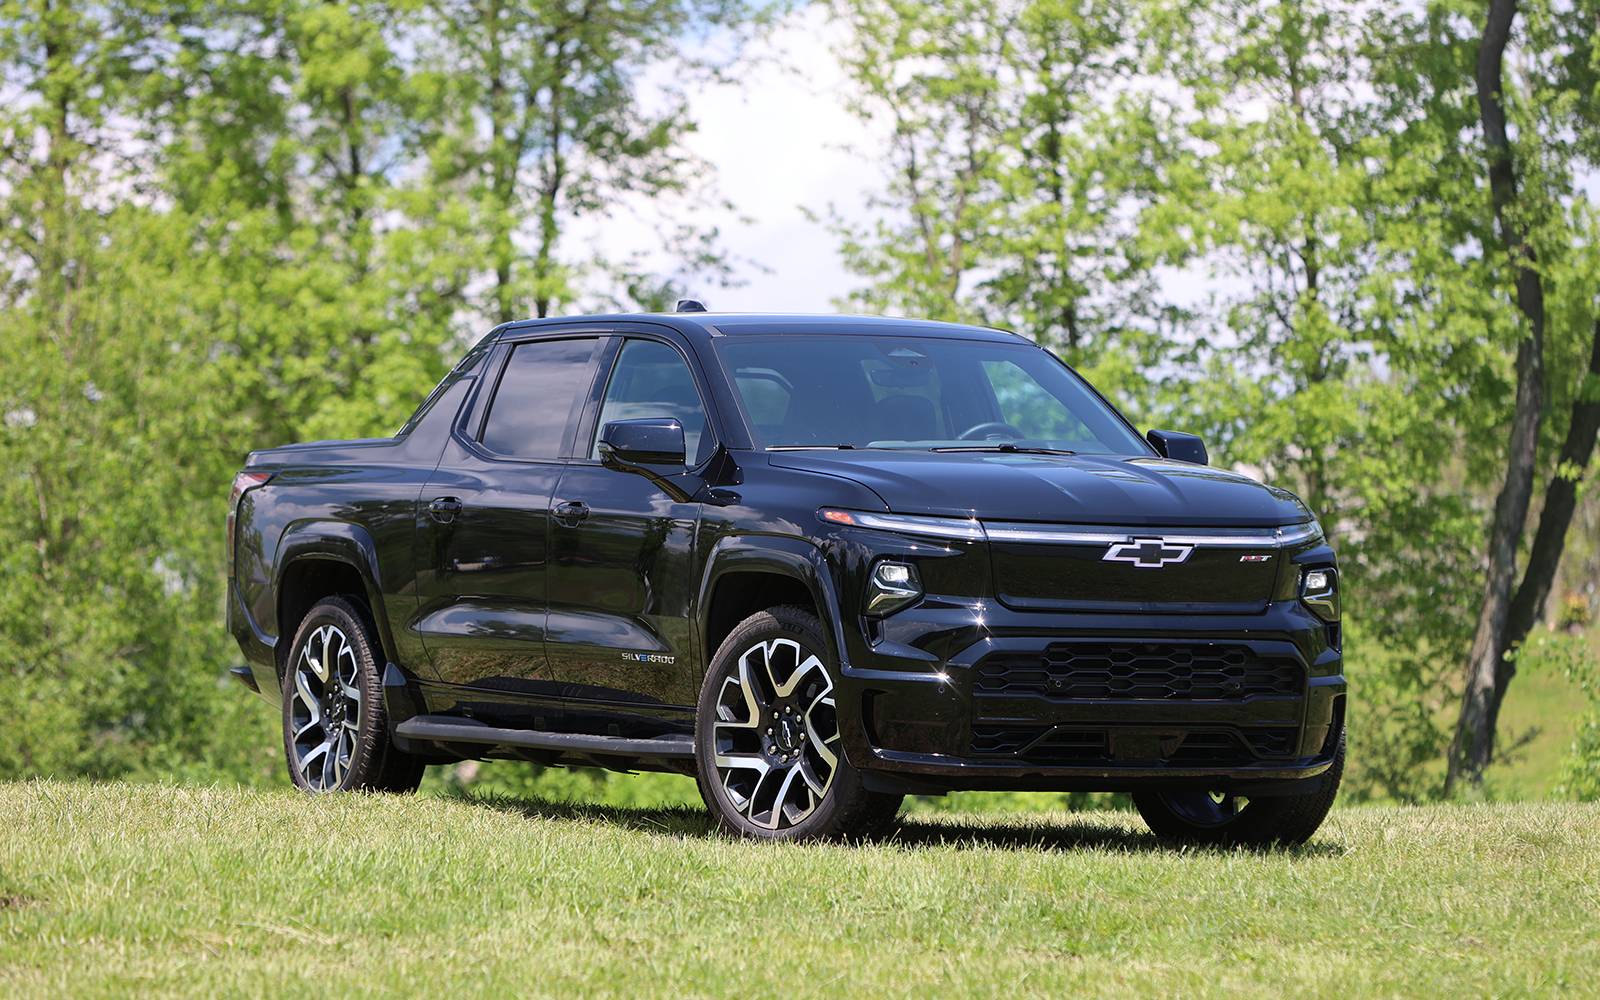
1133;726;1345;848
282;596;424;794
694;606;902;840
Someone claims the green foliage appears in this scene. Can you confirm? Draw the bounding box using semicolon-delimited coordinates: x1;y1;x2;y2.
823;0;1600;803
430;761;706;810
1514;631;1600;801
822;0;1169;408
0;0;765;786
1564;718;1600;802
4;0;1599;812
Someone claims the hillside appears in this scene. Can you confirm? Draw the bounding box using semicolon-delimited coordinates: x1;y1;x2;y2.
1;782;1596;997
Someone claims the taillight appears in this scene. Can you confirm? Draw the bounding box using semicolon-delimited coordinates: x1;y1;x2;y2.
226;470;273;576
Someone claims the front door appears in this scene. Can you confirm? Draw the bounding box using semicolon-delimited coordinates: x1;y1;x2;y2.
545;337;712;731
415;335;602;688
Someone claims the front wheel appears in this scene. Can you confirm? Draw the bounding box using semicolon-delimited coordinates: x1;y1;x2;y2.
694;606;902;840
1133;726;1345;848
282;596;425;794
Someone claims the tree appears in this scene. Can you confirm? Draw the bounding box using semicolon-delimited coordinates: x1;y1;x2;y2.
0;0;280;779
415;0;764;324
0;0;772;785
1446;0;1548;791
823;0;1165;402
1447;0;1600;792
1139;0;1511;800
823;0;1600;800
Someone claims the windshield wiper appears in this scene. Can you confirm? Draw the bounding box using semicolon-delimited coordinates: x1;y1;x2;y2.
767;444;858;451
931;444;1077;456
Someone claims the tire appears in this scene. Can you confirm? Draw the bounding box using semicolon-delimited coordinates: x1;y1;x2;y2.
694;606;902;840
282;596;425;794
1133;726;1345;848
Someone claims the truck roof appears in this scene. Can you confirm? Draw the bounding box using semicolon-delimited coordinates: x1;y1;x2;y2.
494;312;1029;344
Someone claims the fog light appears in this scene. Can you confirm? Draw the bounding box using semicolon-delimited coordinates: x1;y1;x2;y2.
866;560;921;615
1301;567;1339;622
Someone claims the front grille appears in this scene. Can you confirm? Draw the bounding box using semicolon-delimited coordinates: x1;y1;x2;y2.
974;643;1302;702
969;724;1300;766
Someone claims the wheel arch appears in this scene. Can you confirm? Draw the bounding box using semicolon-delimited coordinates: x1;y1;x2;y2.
273;521;395;679
697;534;847;679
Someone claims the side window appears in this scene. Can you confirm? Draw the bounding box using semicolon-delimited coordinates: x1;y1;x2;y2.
592;339;713;465
479;338;597;459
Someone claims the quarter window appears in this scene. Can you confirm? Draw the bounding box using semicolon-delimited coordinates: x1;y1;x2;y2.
480;338;597;459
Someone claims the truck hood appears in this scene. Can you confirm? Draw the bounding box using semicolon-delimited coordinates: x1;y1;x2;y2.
767;450;1311;527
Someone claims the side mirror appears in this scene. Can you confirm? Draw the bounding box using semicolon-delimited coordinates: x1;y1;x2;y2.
1146;429;1209;466
599;417;687;469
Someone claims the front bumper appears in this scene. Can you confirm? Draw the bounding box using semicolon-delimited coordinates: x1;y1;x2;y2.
834;600;1345;794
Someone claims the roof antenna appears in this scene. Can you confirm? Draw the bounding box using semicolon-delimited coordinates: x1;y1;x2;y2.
675;298;708;313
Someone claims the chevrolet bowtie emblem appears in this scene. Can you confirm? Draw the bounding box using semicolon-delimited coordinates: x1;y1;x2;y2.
1103;537;1195;568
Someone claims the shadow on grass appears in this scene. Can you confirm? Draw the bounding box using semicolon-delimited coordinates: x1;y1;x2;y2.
454;791;1345;857
457;792;717;838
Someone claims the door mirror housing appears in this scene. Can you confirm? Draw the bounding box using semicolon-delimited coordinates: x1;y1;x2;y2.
1146;429;1209;466
598;418;687;469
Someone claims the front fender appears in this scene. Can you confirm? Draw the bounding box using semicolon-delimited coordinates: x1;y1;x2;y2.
697;533;849;679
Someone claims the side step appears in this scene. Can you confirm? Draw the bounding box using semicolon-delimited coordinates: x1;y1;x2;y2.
393;715;696;760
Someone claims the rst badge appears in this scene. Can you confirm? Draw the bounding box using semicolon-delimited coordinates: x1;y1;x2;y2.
1102;537;1195;569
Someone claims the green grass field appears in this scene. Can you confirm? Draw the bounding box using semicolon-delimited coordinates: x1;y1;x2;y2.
1488;662;1587;799
2;782;1597;997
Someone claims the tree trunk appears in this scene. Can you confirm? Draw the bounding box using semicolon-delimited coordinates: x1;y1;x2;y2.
484;0;516;326
1446;0;1547;794
532;61;567;321
1504;318;1600;652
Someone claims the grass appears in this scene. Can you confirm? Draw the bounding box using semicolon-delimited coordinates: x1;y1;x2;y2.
1488;661;1587;799
2;783;1598;997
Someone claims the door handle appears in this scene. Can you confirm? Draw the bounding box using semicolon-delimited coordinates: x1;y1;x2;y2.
553;499;590;525
428;496;463;524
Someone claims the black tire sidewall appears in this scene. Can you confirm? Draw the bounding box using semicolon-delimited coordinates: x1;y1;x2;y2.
694;606;875;840
281;596;394;794
1134;724;1346;848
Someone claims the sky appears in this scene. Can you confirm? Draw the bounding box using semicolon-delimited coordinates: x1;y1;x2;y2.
576;5;880;313
576;3;1227;319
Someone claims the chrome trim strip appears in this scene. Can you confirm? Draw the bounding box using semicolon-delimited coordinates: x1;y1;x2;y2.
822;510;1323;548
984;521;1322;547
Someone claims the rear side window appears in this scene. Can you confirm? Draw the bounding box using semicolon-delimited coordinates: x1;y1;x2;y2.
480;338;597;459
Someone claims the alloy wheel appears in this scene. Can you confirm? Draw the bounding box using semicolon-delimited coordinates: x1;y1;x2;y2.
287;623;362;792
712;637;840;831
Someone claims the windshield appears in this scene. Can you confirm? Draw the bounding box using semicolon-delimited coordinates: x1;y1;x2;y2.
715;335;1151;455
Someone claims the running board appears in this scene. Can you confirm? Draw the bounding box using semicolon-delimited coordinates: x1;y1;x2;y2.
393;715;696;760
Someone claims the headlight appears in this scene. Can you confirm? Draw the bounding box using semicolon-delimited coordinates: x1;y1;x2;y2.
818;508;984;540
1301;567;1339;621
866;560;922;615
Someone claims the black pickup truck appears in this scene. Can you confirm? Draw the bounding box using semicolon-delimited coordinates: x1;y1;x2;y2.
227;309;1345;844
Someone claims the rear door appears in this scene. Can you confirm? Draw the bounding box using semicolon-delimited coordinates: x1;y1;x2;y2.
415;334;603;687
544;335;713;725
